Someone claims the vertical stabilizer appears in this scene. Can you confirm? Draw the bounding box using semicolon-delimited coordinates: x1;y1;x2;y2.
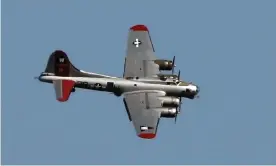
44;50;73;76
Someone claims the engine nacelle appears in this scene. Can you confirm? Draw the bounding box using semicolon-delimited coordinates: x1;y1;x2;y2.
158;74;178;81
160;107;177;118
154;59;173;70
159;75;167;81
159;96;180;107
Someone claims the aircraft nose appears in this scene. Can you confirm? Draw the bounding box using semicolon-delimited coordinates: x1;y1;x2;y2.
196;85;200;93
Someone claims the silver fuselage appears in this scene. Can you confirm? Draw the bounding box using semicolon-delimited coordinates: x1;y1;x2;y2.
39;75;199;99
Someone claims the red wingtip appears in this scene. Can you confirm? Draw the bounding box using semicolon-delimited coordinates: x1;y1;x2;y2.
130;24;148;31
138;133;156;139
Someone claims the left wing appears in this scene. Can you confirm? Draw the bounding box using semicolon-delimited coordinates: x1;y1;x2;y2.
123;24;160;78
123;90;166;139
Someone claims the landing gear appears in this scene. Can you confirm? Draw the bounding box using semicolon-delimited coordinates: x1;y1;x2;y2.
71;87;76;92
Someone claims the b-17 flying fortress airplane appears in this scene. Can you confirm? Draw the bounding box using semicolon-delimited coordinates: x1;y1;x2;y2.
37;24;200;139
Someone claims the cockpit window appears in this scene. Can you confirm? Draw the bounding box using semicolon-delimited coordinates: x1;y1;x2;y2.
167;82;177;85
178;81;189;86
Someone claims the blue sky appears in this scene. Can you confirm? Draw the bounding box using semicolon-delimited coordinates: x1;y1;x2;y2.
2;0;276;164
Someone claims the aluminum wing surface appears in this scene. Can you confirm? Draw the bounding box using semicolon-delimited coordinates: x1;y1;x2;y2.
123;90;166;139
123;25;160;78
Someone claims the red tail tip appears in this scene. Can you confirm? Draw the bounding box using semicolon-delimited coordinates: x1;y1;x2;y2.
55;80;75;102
57;98;68;102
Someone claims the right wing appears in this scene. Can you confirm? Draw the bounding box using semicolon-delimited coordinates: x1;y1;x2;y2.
123;90;166;139
123;25;160;79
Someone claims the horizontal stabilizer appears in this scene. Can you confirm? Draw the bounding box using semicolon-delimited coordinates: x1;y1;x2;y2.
53;80;75;102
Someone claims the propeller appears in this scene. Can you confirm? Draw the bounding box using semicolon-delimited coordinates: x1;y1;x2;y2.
177;70;181;114
175;70;182;123
175;97;182;123
172;56;176;74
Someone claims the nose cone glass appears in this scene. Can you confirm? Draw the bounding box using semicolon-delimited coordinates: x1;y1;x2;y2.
196;86;200;94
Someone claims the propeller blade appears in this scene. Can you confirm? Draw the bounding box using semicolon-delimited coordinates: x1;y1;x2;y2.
178;70;181;80
179;99;182;112
179;97;182;112
172;56;176;74
175;97;182;124
175;99;182;123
